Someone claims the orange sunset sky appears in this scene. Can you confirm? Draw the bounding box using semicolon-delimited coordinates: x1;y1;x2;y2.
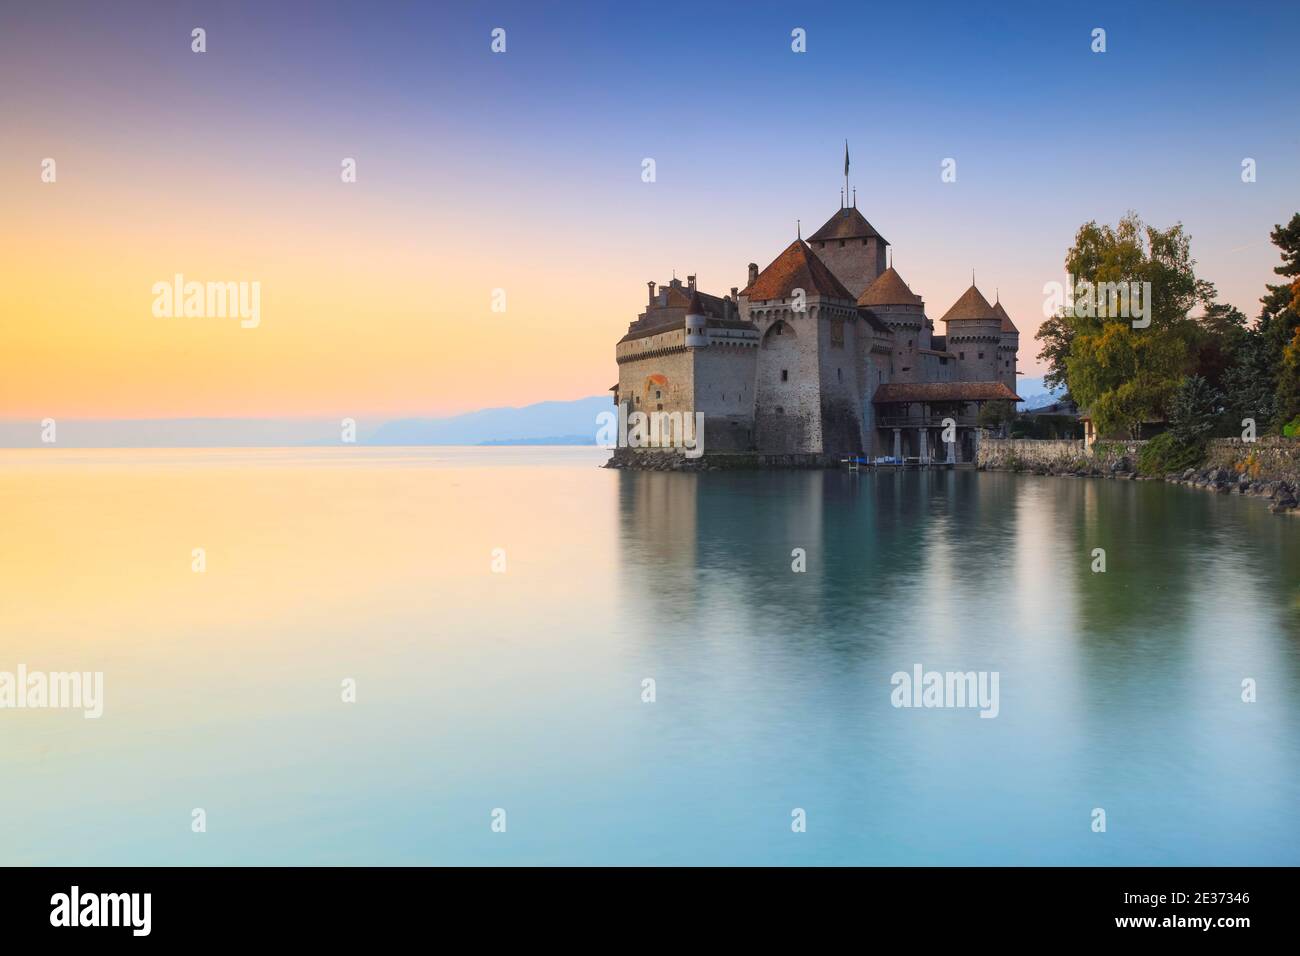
2;3;1295;422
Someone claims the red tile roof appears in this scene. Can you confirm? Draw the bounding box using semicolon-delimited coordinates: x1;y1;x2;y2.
940;285;999;323
873;381;1022;403
807;206;887;243
858;267;923;306
993;300;1018;333
742;239;853;301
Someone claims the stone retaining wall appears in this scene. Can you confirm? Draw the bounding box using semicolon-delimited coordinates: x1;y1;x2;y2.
1202;437;1300;482
977;435;1300;514
978;437;1147;472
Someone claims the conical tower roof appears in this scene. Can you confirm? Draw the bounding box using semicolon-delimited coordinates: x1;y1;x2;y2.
992;299;1018;333
858;267;923;307
687;288;705;316
940;284;999;323
807;205;887;243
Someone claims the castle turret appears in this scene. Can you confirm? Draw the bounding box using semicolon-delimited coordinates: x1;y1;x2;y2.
992;297;1019;393
940;284;1002;383
858;266;926;383
685;288;708;349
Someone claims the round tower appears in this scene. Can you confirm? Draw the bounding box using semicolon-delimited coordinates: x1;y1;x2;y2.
685;288;708;349
992;297;1019;393
858;266;925;382
939;284;1002;382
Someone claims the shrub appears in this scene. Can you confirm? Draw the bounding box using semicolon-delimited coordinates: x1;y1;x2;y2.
1137;431;1206;476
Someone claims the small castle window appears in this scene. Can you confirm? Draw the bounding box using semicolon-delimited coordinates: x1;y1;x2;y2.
781;369;789;382
978;352;984;359
655;390;661;399
837;368;842;382
959;352;965;360
776;407;784;414
839;240;845;248
657;403;663;411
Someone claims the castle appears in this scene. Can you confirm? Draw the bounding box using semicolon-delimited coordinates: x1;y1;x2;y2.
612;193;1022;463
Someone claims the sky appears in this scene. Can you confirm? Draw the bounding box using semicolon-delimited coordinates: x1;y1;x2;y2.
2;0;1297;421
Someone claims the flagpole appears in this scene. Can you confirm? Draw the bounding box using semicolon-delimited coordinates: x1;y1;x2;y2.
844;140;850;210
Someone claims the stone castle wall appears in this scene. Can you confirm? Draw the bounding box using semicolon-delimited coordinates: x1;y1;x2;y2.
753;309;823;453
692;346;757;452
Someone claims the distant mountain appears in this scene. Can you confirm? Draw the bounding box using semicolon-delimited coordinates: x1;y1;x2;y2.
1015;376;1065;412
0;397;613;448
0;417;345;448
478;435;598;446
366;396;610;446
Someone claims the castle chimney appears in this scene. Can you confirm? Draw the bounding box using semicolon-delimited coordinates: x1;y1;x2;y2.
647;281;655;305
747;263;758;287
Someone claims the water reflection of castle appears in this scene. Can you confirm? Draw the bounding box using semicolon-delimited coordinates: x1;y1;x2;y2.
613;180;1021;462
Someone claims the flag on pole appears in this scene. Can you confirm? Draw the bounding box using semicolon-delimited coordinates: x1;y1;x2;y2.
844;140;850;176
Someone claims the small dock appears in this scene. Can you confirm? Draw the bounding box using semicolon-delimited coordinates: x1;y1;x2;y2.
841;456;961;471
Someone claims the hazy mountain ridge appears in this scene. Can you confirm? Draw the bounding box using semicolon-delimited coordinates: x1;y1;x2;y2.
1015;377;1066;411
0;396;613;447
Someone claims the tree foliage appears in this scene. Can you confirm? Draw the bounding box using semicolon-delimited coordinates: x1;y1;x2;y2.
1167;375;1222;444
1038;210;1300;437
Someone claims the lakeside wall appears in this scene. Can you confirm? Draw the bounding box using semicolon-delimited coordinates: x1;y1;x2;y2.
976;438;1143;472
1201;436;1300;481
978;436;1300;481
978;435;1300;513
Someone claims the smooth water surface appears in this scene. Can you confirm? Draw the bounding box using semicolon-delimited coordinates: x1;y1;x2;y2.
1;447;1297;865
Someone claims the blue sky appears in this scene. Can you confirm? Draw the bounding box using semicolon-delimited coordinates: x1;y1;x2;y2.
2;0;1296;420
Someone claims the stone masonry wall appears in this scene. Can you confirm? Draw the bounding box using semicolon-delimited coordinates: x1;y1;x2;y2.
978;435;1300;514
978;438;1090;470
1202;437;1300;482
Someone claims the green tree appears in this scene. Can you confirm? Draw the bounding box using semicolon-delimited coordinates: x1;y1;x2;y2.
1221;326;1278;430
1210;213;1300;432
977;399;1015;433
1188;300;1248;390
1167;375;1222;444
1278;325;1300;430
1035;312;1074;394
1263;215;1300;424
1036;213;1204;438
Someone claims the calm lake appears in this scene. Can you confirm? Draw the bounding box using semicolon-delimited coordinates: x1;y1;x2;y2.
2;446;1297;865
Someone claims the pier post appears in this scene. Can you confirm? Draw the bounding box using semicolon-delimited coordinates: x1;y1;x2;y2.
892;428;901;460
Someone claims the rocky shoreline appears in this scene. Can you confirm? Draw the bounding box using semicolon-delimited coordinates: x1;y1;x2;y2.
604;445;1300;515
977;457;1299;514
603;448;839;471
